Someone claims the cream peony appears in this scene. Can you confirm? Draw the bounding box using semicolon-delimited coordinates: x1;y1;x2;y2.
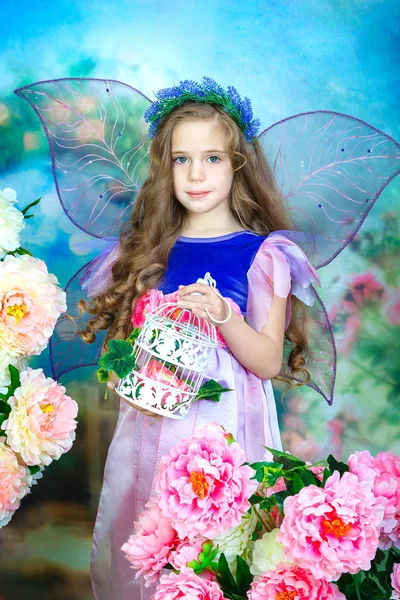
0;438;32;528
0;254;66;359
214;509;258;574
250;529;289;576
2;368;78;467
0;188;25;258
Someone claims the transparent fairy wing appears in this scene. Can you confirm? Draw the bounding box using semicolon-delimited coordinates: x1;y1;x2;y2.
50;262;106;379
259;111;400;268
280;286;336;405
15;78;151;238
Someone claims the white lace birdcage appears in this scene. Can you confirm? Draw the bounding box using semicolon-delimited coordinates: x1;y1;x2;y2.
116;303;219;419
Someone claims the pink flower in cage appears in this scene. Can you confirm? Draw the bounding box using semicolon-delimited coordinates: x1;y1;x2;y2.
278;471;383;581
248;563;345;600
348;450;400;550
155;423;256;539
131;289;165;328
153;566;224;600
391;563;400;600
138;359;191;407
121;498;178;587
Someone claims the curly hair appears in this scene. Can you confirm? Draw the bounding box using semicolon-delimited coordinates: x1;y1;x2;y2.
77;101;310;384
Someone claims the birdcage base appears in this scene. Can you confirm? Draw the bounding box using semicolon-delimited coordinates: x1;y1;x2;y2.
116;371;195;419
116;392;189;419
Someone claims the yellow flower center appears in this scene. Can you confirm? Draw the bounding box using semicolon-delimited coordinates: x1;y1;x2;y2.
40;404;54;413
6;303;27;323
322;516;352;539
189;471;209;499
276;590;297;600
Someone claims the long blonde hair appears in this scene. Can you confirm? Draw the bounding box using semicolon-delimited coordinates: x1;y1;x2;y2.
78;101;310;383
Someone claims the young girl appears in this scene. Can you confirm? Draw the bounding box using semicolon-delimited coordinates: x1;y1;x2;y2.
80;91;320;599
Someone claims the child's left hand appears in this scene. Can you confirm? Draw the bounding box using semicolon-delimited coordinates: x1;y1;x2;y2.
176;283;228;323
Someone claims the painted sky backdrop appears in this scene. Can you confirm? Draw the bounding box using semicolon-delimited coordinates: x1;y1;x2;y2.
0;3;399;596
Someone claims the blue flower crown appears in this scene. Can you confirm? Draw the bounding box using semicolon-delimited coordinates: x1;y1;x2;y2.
144;77;260;143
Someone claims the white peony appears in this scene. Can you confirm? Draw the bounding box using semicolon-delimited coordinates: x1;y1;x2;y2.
0;254;66;359
214;509;258;575
2;368;78;467
250;528;291;575
0;188;25;258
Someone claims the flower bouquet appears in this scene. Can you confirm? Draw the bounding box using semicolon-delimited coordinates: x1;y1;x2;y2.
0;188;78;528
122;422;400;600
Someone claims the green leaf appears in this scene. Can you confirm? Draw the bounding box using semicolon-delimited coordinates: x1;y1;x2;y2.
327;454;349;477
259;496;277;513
286;473;304;494
97;368;111;383
248;494;262;505
14;247;33;256
21;197;41;216
195;379;231;402
125;328;141;345
9;364;21;391
217;553;239;595
99;339;137;378
28;465;41;475
235;556;253;595
264;446;306;469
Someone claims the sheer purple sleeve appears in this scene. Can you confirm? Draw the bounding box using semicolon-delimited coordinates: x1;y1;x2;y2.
247;234;335;405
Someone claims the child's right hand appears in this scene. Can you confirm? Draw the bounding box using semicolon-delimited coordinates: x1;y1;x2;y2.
107;378;163;419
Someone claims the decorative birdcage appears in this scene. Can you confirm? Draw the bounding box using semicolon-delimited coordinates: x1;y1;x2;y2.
116;303;218;419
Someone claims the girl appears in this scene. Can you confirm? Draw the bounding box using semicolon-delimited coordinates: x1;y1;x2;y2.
80;90;320;599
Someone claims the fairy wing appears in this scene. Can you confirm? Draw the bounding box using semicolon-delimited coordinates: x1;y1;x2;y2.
15;78;151;238
15;78;151;379
259;111;400;268
259;112;399;403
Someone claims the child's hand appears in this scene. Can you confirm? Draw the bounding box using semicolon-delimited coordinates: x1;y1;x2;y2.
107;377;162;419
176;283;228;323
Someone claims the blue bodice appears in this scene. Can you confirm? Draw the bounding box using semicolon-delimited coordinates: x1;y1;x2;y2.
159;231;266;313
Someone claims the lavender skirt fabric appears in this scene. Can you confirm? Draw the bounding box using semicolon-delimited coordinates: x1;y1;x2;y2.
89;234;320;599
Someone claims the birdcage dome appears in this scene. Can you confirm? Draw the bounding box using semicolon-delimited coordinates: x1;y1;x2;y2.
116;303;218;419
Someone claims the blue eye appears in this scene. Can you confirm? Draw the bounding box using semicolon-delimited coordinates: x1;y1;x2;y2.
174;157;188;164
207;155;221;163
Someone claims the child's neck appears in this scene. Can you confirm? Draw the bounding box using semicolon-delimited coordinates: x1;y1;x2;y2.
181;210;246;238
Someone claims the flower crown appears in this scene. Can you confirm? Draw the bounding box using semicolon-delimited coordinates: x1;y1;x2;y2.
144;77;260;143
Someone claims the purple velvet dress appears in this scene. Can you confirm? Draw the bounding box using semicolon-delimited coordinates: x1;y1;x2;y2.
90;231;319;600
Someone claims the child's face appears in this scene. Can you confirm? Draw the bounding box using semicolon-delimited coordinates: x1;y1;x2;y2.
171;119;234;217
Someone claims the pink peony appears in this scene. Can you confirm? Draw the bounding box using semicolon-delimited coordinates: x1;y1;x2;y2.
0;255;66;359
0;438;32;528
391;563;400;600
169;537;205;570
348;450;400;549
248;563;345;600
278;471;383;581
121;498;178;586
153;566;225;600
155;423;256;539
2;368;78;467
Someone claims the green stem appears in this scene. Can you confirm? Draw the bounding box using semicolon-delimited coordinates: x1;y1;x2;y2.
253;506;275;533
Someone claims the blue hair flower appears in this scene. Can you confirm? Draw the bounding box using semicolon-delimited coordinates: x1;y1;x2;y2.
144;77;260;143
